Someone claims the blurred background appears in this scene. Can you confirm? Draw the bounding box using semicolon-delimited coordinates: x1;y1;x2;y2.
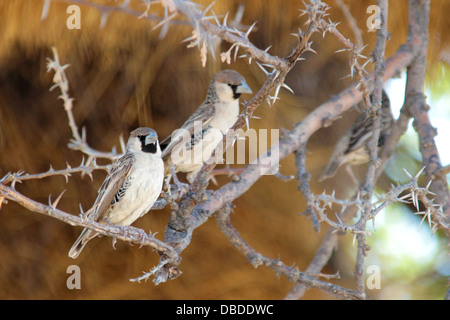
0;0;448;299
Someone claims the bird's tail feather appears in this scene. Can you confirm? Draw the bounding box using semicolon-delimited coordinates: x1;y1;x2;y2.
319;160;341;182
68;228;96;259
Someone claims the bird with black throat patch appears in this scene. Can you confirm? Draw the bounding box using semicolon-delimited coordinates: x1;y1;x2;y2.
68;127;164;259
160;69;252;185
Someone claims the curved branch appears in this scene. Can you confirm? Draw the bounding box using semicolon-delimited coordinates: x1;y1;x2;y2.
0;183;179;267
214;204;364;300
405;0;450;228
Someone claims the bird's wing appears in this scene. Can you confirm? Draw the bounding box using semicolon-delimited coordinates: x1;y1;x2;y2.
345;113;373;154
88;153;135;222
346;90;393;154
161;103;216;160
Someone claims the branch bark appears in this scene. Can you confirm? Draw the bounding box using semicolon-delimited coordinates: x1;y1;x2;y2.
2;0;447;300
354;0;389;297
152;36;417;287
214;204;364;299
286;0;444;300
0;183;179;266
404;0;450;229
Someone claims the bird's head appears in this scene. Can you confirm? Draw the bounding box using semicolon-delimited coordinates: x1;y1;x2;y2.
212;70;252;102
127;127;160;155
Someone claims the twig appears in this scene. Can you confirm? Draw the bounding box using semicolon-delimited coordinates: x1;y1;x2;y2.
1;157;109;187
0;183;179;266
286;0;442;299
50;0;189;27
333;0;363;49
155;0;331;283
295;145;320;232
318;19;372;112
151;36;416;284
4;0;446;298
297;168;443;234
404;0;450;228
354;0;389;297
214;204;364;300
47;47;123;160
284;229;339;300
129;259;171;283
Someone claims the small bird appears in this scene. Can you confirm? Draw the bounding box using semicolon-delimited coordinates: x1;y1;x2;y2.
161;70;252;184
319;90;393;183
68;127;164;259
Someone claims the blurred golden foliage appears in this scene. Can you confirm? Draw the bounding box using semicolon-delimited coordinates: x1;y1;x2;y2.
0;0;448;299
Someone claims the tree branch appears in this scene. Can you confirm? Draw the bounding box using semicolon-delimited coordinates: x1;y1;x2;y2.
47;47;124;160
354;0;389;297
0;183;179;269
2;0;446;299
214;204;364;300
404;0;450;229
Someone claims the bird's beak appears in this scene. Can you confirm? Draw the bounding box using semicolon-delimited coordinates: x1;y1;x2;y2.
145;132;158;145
236;81;252;94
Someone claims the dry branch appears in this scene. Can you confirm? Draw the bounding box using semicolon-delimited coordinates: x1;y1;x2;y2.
0;0;448;300
0;183;179;266
47;47;124;160
404;0;450;228
214;204;364;300
353;0;389;297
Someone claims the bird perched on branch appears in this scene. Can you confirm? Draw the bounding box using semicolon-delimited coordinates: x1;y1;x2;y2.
68;127;164;259
161;70;252;185
319;90;393;183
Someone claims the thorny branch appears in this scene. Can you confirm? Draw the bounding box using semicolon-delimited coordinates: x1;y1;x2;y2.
154;0;332;285
214;204;364;300
0;182;180;268
46;47;125;161
1;0;448;300
353;0;389;297
286;0;448;300
0;157;109;187
404;0;450;227
333;0;363;49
